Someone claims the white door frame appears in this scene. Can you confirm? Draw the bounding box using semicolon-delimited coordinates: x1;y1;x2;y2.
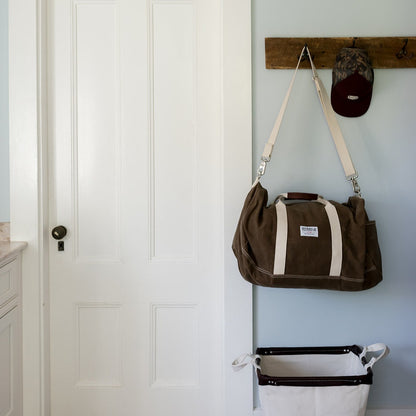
9;1;253;415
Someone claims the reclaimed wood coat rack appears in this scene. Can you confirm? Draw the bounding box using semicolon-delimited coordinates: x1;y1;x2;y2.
265;37;416;69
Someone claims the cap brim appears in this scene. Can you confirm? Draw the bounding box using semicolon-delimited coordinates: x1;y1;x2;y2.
331;73;373;117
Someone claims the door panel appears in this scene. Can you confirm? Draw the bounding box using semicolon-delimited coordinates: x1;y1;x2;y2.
73;2;121;261
48;0;225;414
151;2;196;261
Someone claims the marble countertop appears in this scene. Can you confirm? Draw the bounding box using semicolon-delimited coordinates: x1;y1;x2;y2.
0;241;28;265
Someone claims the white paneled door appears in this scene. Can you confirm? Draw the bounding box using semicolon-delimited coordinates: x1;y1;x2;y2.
47;0;246;415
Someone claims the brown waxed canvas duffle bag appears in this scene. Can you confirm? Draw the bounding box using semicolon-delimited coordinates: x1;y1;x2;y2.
232;47;382;291
232;186;382;290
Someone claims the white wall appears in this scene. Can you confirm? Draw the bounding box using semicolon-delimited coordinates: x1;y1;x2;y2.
252;0;416;410
0;0;9;222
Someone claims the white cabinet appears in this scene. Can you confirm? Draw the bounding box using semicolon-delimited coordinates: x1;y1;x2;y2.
0;307;21;416
0;251;23;416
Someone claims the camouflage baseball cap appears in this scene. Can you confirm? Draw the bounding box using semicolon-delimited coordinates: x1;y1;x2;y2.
331;48;374;117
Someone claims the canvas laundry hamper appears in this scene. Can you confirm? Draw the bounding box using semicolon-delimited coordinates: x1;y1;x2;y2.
233;343;388;416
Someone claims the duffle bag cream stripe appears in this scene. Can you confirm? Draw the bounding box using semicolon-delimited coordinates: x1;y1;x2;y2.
273;198;342;276
273;200;288;275
324;200;342;276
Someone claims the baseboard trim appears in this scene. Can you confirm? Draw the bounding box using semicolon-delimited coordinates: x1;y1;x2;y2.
253;408;416;416
366;411;416;416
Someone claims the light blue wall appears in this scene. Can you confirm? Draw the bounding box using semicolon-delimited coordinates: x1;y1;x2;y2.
252;0;416;409
0;0;9;222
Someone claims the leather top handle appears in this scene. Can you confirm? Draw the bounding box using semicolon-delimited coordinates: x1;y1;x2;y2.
274;192;322;204
286;192;319;201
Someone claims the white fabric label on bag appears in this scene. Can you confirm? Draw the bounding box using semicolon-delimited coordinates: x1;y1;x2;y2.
300;226;319;237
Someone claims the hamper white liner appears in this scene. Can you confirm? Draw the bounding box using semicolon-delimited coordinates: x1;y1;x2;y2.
259;384;370;416
260;352;367;378
233;344;388;416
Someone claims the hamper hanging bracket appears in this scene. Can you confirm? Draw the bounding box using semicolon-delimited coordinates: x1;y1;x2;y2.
232;353;261;371
360;343;390;370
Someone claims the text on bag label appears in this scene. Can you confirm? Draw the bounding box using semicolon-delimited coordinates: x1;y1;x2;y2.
300;226;319;237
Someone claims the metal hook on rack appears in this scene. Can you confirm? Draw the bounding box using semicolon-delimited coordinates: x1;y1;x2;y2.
298;44;308;61
299;44;313;62
396;39;414;59
301;44;309;60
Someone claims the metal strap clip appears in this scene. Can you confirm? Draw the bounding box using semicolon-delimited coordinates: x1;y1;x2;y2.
348;175;362;197
256;157;270;179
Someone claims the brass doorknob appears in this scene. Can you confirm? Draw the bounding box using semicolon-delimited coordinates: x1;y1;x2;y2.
51;226;67;240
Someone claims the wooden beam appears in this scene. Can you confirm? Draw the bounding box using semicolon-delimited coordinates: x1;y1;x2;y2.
265;37;416;69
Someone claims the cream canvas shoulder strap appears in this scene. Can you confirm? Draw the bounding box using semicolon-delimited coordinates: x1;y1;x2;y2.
256;46;361;196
